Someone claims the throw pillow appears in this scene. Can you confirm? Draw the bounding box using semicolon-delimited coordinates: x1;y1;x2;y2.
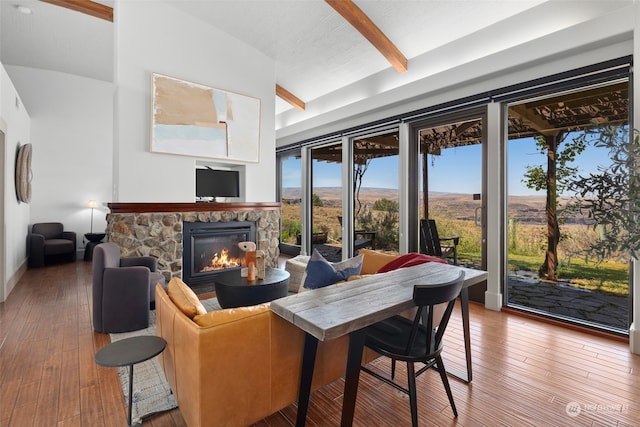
358;248;400;274
167;277;207;319
377;252;447;273
302;248;363;290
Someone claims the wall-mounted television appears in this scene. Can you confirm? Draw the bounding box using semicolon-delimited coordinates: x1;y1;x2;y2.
196;168;240;200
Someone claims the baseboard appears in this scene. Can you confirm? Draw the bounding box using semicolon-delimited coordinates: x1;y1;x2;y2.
629;322;640;354
4;259;27;301
484;290;502;311
502;306;629;343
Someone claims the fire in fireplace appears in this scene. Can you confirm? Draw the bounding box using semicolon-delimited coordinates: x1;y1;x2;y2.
182;221;256;286
201;248;241;272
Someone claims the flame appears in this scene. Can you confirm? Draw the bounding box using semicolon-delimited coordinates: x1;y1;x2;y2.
200;248;241;272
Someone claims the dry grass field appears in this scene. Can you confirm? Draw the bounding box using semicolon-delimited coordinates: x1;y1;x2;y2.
282;188;629;294
283;187;550;243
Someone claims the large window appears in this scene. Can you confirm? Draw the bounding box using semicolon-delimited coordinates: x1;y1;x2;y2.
351;131;400;253
279;151;302;256
416;116;484;269
505;80;630;333
310;141;343;261
276;58;633;336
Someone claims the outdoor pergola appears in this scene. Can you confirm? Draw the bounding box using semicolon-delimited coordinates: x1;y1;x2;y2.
310;81;629;220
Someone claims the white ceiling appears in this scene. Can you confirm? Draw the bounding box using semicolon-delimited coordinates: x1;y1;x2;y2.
0;0;114;82
0;0;632;118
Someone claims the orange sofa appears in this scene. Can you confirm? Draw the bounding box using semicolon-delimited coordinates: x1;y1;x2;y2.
155;249;399;427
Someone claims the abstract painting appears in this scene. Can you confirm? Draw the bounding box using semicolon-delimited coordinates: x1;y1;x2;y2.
150;73;260;162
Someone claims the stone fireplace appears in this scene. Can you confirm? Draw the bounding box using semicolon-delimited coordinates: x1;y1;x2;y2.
106;203;281;284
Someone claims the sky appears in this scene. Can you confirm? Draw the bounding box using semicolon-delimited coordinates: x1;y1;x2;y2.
281;136;614;196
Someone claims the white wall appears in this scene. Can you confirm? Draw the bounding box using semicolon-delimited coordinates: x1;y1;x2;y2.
5;66;114;254
1;63;31;301
114;1;276;203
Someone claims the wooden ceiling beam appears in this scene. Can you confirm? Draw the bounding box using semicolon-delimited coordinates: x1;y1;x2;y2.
326;0;407;73
509;104;559;137
40;0;113;22
276;84;306;111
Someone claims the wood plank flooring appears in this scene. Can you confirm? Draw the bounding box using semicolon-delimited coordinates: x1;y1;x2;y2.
1;261;639;426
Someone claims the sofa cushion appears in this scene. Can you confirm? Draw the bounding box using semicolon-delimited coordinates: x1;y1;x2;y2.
192;303;270;327
303;248;363;290
43;239;75;255
358;248;401;274
167;277;207;319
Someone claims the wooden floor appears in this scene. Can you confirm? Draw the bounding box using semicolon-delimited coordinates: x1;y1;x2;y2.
1;261;639;426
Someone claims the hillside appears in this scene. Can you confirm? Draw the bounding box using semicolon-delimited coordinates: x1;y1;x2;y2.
283;187;554;223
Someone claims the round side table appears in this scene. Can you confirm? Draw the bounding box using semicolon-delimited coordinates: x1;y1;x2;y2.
84;233;106;261
95;335;166;426
214;267;290;308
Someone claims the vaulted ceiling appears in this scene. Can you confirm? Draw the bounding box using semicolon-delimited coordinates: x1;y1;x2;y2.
0;0;633;122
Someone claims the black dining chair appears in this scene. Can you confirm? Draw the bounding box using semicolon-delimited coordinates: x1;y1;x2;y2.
361;271;465;426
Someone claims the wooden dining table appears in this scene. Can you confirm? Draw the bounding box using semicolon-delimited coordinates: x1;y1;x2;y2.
270;261;487;427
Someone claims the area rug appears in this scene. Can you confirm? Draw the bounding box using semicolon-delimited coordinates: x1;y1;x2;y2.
109;297;221;424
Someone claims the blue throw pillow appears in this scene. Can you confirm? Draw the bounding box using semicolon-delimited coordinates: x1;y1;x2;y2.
303;248;364;290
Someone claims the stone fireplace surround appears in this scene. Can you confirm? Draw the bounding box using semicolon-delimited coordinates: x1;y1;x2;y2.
106;203;281;284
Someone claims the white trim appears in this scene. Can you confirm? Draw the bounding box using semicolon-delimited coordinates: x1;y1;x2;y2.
0;123;5;302
398;122;410;255
485;101;503;311
630;0;640;354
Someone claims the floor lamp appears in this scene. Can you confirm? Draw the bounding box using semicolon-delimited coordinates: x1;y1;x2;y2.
85;200;104;242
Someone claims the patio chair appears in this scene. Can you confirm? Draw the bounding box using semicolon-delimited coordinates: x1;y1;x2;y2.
338;216;376;250
419;219;459;265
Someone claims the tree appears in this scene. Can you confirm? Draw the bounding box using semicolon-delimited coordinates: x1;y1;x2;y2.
565;125;640;260
522;133;586;279
353;159;371;219
373;198;399;212
311;193;323;207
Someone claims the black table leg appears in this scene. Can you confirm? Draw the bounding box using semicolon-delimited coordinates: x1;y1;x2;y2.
128;363;134;426
296;333;318;427
446;287;472;383
340;329;366;427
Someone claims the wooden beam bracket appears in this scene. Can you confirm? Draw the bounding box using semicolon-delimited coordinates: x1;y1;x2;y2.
276;84;306;111
40;0;113;22
326;0;407;73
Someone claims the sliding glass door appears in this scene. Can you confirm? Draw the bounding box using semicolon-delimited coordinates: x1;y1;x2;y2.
310;141;343;261
412;111;487;302
278;151;303;257
351;130;400;253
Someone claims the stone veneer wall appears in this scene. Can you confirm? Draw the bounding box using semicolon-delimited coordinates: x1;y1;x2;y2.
106;209;281;283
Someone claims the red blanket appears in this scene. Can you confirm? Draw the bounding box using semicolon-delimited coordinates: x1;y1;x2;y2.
377;252;447;273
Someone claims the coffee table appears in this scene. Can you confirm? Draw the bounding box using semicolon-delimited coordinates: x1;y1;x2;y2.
214;267;290;308
95;335;167;426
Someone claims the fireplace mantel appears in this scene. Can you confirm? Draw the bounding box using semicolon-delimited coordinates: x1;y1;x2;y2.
108;202;280;214
105;202;281;283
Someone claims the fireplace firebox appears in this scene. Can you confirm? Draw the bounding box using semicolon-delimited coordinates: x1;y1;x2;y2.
182;221;256;286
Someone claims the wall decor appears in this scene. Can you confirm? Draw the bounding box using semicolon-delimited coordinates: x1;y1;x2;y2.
15;143;32;203
150;73;261;162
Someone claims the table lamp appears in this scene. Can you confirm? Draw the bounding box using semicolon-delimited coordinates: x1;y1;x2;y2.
86;200;99;234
